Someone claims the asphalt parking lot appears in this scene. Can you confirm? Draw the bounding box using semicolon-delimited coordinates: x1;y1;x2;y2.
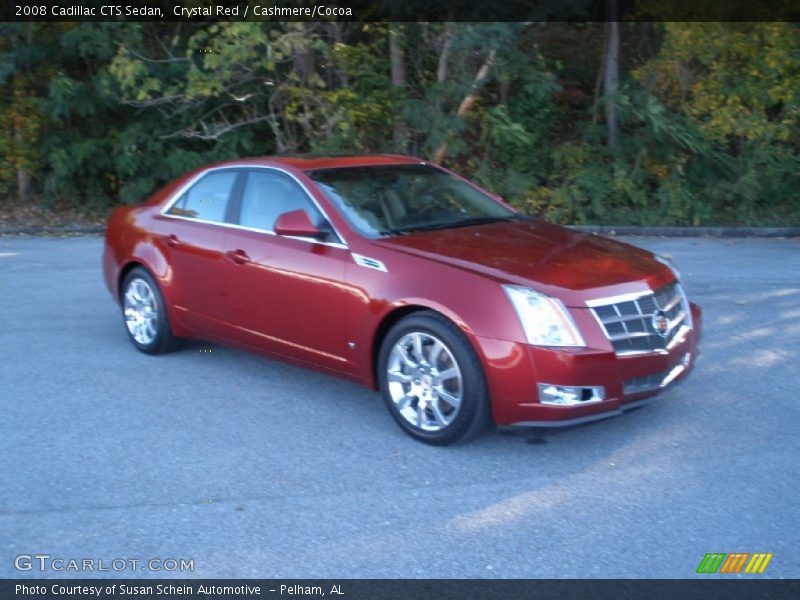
1;234;798;579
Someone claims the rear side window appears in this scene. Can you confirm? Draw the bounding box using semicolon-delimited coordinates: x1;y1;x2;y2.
166;171;238;223
238;171;322;231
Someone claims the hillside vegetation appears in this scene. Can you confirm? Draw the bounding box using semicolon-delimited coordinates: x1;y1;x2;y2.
1;22;798;226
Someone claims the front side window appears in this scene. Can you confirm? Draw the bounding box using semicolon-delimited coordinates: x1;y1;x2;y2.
309;164;521;238
238;171;323;231
166;171;238;223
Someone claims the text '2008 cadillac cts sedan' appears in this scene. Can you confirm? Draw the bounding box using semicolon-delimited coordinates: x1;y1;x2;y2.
103;154;701;444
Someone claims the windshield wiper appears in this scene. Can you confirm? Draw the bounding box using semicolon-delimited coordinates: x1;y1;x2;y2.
379;215;527;237
379;222;459;236
446;215;527;229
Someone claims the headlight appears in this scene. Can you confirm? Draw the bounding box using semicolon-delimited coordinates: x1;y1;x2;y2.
503;286;585;347
655;254;681;281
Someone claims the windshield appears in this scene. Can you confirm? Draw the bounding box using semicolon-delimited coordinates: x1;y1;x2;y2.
308;164;521;238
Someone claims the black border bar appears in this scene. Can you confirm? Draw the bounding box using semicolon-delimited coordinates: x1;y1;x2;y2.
2;0;799;22
3;579;800;600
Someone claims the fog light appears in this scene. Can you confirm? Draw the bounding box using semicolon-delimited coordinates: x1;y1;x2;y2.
537;384;605;406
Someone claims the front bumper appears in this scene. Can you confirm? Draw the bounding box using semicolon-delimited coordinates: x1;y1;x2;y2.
477;302;702;427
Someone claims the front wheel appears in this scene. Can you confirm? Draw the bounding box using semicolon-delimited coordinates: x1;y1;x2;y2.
377;311;491;445
121;267;182;355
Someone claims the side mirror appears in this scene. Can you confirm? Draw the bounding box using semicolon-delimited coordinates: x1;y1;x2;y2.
274;209;328;240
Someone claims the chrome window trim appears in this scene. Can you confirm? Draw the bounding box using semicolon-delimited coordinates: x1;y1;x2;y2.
158;164;349;248
159;166;240;220
156;213;348;249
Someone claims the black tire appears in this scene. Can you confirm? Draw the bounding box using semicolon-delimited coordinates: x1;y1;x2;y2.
120;267;182;355
377;310;492;445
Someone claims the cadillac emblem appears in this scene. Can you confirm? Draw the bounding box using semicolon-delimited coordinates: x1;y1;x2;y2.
651;309;671;338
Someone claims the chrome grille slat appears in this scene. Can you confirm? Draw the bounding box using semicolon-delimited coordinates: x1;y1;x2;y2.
608;331;657;341
601;313;659;325
668;310;687;329
623;352;691;394
590;283;691;356
660;293;683;312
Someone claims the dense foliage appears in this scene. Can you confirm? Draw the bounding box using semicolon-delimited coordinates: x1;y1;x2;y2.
1;22;798;225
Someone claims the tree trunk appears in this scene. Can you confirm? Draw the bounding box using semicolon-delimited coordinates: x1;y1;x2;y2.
604;1;620;151
638;21;654;58
291;24;315;87
13;73;32;203
436;23;454;84
16;165;31;203
389;24;407;153
328;23;349;87
592;23;606;124
432;49;496;165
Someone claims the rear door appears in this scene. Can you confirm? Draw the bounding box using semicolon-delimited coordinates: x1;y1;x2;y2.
154;168;243;337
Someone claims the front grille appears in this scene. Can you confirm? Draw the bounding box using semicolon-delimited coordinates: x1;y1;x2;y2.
623;370;670;395
623;353;691;395
590;282;691;355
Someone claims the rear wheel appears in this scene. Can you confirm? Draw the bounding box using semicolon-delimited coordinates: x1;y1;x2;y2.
378;311;491;445
121;267;182;355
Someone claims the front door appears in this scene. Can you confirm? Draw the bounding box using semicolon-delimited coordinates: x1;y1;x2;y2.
222;169;351;372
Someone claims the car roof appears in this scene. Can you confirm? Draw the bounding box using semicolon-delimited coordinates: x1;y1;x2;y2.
212;154;426;172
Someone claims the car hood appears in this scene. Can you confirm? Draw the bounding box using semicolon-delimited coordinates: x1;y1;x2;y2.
372;220;673;306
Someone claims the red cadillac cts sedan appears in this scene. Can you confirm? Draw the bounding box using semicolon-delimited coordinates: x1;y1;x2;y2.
103;154;701;444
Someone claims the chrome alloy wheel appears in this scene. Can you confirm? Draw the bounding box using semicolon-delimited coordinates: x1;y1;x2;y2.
123;277;158;345
386;332;463;432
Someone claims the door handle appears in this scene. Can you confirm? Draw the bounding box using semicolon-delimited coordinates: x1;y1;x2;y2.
225;249;250;265
163;234;180;248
